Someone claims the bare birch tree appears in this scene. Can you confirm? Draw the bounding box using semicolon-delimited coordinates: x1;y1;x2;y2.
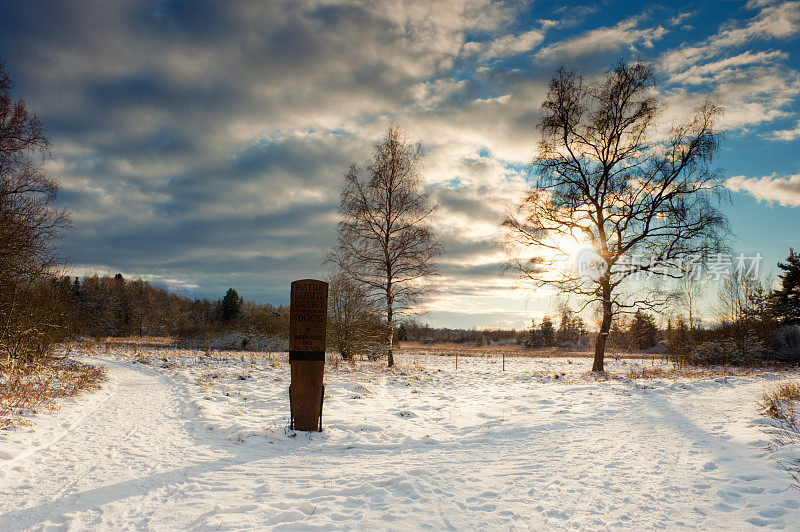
679;274;704;331
326;125;442;367
503;61;727;372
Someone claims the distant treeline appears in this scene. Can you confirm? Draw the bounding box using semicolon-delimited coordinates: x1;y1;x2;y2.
396;311;590;348
396;322;530;346
33;245;800;369
48;274;289;339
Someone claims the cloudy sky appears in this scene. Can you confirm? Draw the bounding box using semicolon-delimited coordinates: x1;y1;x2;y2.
1;0;798;329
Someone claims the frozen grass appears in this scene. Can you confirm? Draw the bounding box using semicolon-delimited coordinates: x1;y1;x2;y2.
99;336;177;348
762;381;800;420
759;380;800;489
398;341;597;358
0;358;106;430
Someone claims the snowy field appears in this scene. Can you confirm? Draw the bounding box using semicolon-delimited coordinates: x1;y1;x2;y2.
1;348;799;530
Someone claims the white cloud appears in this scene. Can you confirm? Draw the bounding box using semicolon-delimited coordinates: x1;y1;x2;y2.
668;50;787;85
464;29;545;60
669;11;695;26
660;0;800;73
726;173;800;206
657;3;800;134
535;17;667;61
2;0;798;324
769;120;800;140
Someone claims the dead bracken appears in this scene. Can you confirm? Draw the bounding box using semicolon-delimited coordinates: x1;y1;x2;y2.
0;359;106;430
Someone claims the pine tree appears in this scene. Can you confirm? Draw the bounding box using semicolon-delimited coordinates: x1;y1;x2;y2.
220;288;242;322
630;310;658;350
527;319;543;347
396;323;408;341
540;315;555;347
556;310;580;344
775;248;800;325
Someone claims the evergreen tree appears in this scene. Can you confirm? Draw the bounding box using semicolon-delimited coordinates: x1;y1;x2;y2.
608;318;626;349
527;319;543;347
220;288;242;322
775;248;800;325
556;309;581;344
71;277;81;301
396;323;408;341
630;310;658;350
572;316;588;345
540;315;555;347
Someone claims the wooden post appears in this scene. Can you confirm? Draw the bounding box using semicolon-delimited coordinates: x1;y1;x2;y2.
502;353;505;371
289;279;328;432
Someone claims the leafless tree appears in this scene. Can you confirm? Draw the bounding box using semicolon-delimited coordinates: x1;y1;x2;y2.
0;61;71;362
717;269;774;329
679;273;704;331
503;61;727;372
326;124;443;367
327;270;385;360
715;272;775;360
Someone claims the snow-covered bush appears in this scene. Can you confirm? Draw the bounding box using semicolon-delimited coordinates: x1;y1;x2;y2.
687;338;768;366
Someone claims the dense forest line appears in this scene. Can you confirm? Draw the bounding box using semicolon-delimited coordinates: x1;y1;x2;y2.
45;275;288;341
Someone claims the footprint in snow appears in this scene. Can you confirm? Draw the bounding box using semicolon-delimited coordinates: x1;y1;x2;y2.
779;498;800;509
759;507;787;518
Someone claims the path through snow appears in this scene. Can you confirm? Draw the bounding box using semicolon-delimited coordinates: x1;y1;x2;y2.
0;355;798;530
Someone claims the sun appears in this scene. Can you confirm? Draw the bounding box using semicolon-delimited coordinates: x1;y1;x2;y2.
552;231;596;266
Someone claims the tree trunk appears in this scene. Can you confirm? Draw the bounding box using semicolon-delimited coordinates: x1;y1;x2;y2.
593;283;612;372
386;303;394;367
386;278;394;367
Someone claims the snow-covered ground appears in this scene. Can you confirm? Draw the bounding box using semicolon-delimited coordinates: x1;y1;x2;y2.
1;350;798;530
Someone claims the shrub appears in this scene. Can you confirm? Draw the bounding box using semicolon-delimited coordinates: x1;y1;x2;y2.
770;325;800;365
686;337;768;366
0;279;73;364
206;331;288;352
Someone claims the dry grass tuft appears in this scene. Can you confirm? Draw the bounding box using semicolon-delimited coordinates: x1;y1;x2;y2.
327;354;341;371
395;342;595;359
759;380;800;490
625;367;669;380
0;358;107;430
195;371;225;390
608;365;781;382
132;354;152;365
761;381;800;420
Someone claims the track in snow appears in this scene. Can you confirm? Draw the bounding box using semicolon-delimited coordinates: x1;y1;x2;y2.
0;360;250;529
0;355;798;530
